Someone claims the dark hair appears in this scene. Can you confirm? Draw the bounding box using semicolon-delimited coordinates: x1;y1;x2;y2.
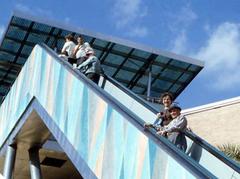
160;92;174;103
65;34;74;41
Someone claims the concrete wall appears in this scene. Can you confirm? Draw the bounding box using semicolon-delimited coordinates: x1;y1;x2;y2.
182;97;240;147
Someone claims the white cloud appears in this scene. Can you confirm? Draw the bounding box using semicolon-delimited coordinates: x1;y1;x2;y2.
171;31;187;54
195;22;240;90
167;4;197;33
111;0;148;37
168;4;197;54
15;3;53;17
127;26;148;38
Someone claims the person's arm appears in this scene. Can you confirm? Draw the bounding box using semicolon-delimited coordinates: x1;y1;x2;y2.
163;115;187;133
77;57;96;69
61;42;68;54
72;45;80;57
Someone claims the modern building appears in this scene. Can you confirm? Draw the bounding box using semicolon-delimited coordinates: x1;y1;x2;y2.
183;96;240;147
0;11;239;179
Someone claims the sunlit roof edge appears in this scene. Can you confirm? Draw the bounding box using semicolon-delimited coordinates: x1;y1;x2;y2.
11;10;204;67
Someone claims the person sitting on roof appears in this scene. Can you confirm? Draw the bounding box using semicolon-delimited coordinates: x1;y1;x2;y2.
75;47;101;84
59;34;76;59
157;103;187;152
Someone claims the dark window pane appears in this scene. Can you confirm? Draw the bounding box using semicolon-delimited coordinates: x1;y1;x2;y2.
132;49;151;58
112;44;132;54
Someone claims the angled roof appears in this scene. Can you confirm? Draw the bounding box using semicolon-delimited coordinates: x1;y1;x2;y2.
0;10;204;103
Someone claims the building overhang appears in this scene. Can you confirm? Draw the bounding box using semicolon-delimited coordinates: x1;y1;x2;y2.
0;10;204;103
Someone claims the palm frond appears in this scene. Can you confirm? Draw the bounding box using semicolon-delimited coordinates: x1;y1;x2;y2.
217;144;240;163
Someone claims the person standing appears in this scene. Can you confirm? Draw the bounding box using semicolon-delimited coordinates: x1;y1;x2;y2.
157;103;187;152
144;92;174;130
76;48;101;84
59;34;76;59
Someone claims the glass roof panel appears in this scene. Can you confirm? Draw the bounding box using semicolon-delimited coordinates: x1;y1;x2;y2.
169;83;182;93
170;60;189;69
188;65;201;72
94;49;102;58
138;75;149;86
112;44;132;54
152;79;172;91
123;58;144;70
52;28;60;35
161;68;182;80
0;52;15;61
132;49;151;59
21;45;34;56
115;69;135;81
101;64;117;76
104;53;125;65
132;86;145;94
7;26;27;41
155;55;170;64
0;14;204;104
151;90;161;98
1;39;21;53
12;16;31;27
179;73;192;82
32;23;52;33
82;35;92;43
93;38;109;48
16;57;26;65
27;33;48;44
152;64;163;76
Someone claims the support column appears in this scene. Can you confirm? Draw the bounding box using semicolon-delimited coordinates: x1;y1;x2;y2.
3;143;17;179
28;147;42;179
147;65;152;100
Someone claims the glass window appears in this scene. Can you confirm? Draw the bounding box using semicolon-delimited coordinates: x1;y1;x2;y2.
104;53;125;65
7;26;27;41
32;23;51;33
132;49;151;58
152;79;172;91
151;64;163;76
2;39;21;53
138;75;149;85
161;68;182;80
16;57;26;65
170;60;189;69
179;73;191;82
93;38;109;48
0;52;15;62
169;83;182;93
82;35;93;43
101;64;117;76
123;58;144;70
188;65;202;72
115;69;135;81
27;33;48;44
155;55;170;64
21;45;33;56
112;44;132;54
12;17;31;27
132;86;145;94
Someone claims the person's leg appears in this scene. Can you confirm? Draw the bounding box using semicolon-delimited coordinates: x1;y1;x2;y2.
86;73;100;84
67;57;77;65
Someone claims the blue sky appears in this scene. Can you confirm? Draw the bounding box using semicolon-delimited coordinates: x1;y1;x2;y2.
1;0;240;109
